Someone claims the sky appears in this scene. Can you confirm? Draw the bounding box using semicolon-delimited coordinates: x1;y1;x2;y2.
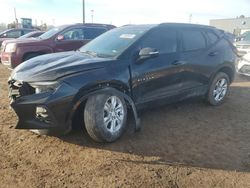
0;0;249;26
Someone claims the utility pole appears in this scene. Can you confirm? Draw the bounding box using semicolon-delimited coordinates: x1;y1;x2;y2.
91;9;94;23
82;0;85;23
189;14;192;23
14;8;18;28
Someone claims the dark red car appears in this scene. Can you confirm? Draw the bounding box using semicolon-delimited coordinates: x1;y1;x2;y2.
1;23;115;68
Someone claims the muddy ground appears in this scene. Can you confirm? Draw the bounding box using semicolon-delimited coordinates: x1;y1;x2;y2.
1;64;250;188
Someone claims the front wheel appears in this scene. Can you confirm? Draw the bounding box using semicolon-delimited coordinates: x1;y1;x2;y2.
207;72;230;106
84;94;127;142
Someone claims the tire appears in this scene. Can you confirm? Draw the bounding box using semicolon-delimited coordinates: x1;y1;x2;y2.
84;93;127;142
207;72;230;106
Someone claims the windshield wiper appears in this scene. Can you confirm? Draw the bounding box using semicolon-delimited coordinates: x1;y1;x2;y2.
80;50;98;57
95;53;113;58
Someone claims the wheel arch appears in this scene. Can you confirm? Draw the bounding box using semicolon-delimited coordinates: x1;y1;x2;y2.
22;46;54;62
67;84;140;132
217;66;235;84
210;65;235;85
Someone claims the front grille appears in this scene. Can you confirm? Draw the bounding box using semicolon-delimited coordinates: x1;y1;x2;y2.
8;79;35;101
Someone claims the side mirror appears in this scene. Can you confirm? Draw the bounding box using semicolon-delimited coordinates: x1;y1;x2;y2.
137;47;159;63
56;35;64;41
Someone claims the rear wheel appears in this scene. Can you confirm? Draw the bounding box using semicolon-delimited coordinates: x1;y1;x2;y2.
84;94;127;142
207;72;230;106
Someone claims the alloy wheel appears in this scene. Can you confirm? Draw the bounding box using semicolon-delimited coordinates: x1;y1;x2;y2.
103;96;125;133
213;78;228;102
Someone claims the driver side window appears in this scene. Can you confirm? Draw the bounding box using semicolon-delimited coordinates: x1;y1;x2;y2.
139;28;177;54
60;28;84;40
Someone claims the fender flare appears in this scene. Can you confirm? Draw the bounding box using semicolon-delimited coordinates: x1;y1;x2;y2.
67;87;141;132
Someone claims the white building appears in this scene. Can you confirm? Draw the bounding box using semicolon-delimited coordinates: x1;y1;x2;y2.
210;17;250;36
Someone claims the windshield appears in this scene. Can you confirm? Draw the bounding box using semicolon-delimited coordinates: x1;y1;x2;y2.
18;32;35;39
39;26;64;40
79;26;152;58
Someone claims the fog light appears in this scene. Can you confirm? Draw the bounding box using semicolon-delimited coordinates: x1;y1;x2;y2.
36;106;51;123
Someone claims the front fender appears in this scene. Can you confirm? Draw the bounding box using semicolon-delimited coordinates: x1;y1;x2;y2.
18;45;53;57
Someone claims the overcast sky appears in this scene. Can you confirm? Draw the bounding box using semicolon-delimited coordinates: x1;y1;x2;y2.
0;0;249;26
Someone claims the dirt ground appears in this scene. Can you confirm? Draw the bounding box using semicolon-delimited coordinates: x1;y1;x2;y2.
1;64;250;188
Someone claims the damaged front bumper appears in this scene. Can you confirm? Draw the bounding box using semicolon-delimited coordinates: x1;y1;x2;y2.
8;79;77;132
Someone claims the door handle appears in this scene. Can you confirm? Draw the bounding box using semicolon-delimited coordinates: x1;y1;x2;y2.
172;60;186;65
208;51;218;56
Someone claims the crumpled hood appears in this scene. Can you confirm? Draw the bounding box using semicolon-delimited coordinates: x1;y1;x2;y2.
11;51;111;82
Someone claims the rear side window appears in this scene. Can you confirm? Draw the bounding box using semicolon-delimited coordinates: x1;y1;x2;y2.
139;28;177;54
206;31;219;45
182;30;206;51
83;27;107;39
6;30;22;38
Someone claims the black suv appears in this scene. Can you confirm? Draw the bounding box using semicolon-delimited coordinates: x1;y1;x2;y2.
9;23;236;142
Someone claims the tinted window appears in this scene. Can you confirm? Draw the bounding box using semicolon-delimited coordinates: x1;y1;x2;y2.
182;30;206;51
206;31;219;45
6;30;22;38
83;27;107;39
139;28;177;54
61;28;84;40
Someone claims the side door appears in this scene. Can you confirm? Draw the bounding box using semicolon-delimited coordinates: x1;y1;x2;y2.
179;29;211;94
54;28;85;52
130;27;183;105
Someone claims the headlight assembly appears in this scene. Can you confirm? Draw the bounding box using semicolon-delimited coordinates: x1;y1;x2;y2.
5;43;17;53
29;81;60;94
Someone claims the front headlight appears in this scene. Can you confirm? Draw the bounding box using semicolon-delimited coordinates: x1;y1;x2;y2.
29;81;60;94
5;43;17;53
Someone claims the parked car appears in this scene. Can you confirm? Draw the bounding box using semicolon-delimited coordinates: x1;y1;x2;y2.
234;31;250;57
8;23;236;142
234;31;250;75
1;23;115;68
0;28;37;46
